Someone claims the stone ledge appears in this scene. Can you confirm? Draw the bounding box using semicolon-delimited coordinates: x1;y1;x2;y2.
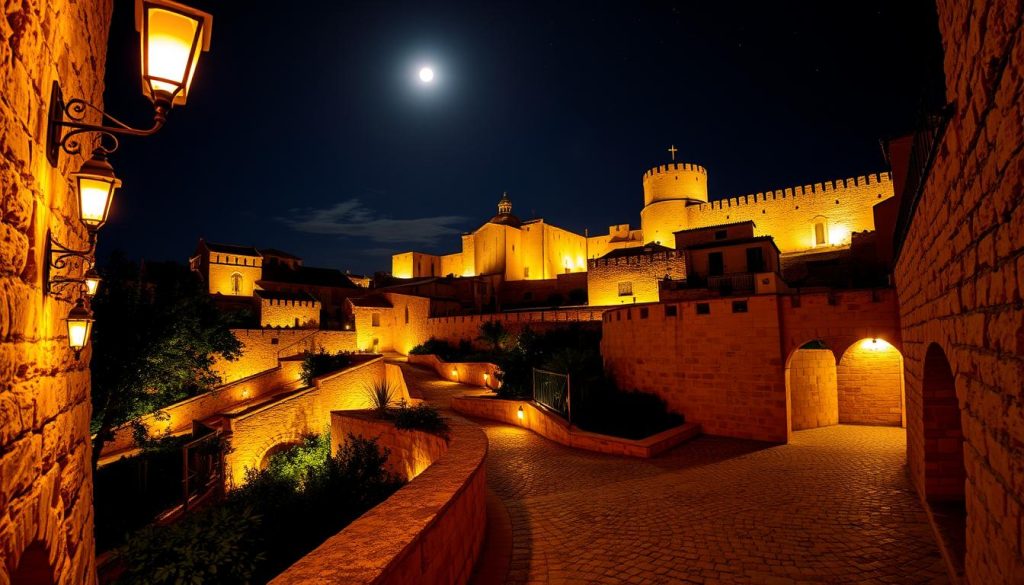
270;411;488;585
407;354;500;391
451;395;700;458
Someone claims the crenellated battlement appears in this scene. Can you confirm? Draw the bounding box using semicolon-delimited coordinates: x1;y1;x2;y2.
263;298;320;308
643;162;708;180
690;172;892;213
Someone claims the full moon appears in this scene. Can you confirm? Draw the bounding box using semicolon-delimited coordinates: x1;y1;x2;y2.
418;67;435;83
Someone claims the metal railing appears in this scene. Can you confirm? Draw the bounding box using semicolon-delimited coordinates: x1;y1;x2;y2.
532;368;570;423
180;430;224;514
708;272;755;294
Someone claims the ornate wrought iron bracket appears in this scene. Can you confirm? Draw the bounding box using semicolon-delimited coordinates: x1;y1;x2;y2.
46;81;170;166
44;230;95;300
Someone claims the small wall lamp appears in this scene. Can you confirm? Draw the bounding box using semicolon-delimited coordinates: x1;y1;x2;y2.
46;0;213;165
517;405;525;421
66;299;95;359
45;0;212;358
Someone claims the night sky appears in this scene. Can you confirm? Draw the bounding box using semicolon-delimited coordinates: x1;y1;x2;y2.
99;1;942;275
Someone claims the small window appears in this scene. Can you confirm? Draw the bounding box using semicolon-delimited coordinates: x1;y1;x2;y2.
230;272;243;294
371;313;381;327
640;307;649;319
714;230;727;240
696;303;710;315
732;300;748;313
404;306;409;324
618;281;633;296
524;266;530;279
271;338;279;345
665;305;678;317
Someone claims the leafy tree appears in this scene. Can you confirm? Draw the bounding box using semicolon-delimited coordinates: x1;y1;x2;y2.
89;254;241;470
477;320;510;352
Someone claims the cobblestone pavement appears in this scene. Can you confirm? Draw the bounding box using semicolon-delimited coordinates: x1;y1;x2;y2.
393;359;949;585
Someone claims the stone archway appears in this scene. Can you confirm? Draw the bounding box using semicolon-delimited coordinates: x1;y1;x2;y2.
837;338;906;427
786;340;838;432
920;342;966;573
10;541;55;585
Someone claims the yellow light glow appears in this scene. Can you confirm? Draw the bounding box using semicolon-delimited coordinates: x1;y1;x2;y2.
84;275;100;297
137;0;212;106
517;405;525;421
68;320;90;349
78;177;116;228
860;337;893;351
419;67;434;83
241;388;251;399
829;225;849;246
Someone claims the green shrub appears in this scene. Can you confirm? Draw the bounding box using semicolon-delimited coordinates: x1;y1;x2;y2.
300;349;351;385
115;504;263;585
365;379;397;412
409;338;459;360
394;404;450;439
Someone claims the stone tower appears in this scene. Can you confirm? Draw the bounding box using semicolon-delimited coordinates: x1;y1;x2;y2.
639;161;708;248
497;192;512;215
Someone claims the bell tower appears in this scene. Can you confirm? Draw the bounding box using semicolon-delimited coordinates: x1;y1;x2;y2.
497;192;512;215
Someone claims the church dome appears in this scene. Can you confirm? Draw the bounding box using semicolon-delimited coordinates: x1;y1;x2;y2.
489;192;521;227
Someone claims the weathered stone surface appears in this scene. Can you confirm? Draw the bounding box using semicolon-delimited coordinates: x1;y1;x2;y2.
0;0;111;583
895;1;1024;582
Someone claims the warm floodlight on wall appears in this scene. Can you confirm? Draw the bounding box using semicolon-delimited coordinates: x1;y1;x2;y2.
66;300;96;358
517;406;525;421
46;0;213;165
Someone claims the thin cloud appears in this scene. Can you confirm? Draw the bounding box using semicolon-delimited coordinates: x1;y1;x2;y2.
279;199;468;246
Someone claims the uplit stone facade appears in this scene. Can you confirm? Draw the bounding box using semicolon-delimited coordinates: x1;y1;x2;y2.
895;1;1024;581
0;1;112;583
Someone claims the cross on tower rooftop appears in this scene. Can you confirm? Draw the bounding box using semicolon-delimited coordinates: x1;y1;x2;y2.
667;145;678;161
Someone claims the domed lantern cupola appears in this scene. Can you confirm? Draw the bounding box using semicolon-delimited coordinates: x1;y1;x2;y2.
497;192;513;215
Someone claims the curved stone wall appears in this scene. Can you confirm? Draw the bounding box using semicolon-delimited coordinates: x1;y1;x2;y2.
270;413;488;585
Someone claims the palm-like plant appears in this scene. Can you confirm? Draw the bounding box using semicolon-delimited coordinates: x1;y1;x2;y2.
477;320;510;352
364;379;397;414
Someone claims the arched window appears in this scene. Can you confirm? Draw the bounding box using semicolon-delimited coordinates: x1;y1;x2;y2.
812;217;829;247
230;272;243;294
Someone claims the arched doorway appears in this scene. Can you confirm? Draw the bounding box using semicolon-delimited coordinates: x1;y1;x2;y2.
921;342;966;572
259;441;302;470
787;340;838;431
837;338;905;427
11;541;55;585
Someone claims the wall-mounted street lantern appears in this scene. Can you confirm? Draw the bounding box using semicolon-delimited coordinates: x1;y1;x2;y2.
66;300;96;359
46;0;213;165
44;0;213;357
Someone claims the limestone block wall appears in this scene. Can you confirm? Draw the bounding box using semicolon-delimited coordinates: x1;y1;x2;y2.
223;357;401;486
587;250;686;306
259;297;320;329
0;1;112;583
351;293;431;354
685;173;893;253
329;412;448;481
423;308;605;351
212;329;357;384
207;257;261;296
787;349;839;431
272;413;487;585
601;297;789;442
894;1;1024;582
407;354;500;390
836;340;904;427
99;362;303;461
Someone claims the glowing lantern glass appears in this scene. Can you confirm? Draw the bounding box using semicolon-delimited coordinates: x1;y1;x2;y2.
66;300;95;357
83;268;101;297
72;152;121;232
517;406;525;421
136;0;213;106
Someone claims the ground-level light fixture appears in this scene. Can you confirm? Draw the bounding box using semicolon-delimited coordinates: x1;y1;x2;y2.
66;299;95;358
46;0;213;165
517;405;525;421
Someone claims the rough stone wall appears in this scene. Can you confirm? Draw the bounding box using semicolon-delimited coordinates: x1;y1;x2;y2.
601;289;902;443
330;413;448;481
895;1;1024;582
836;340;904;426
602;297;789;442
787;349;839;431
212;329;357;384
423;308;604;351
587;250;686;306
223;358;394;486
0;1;112;583
207;255;261;296
685;173;893;254
260;298;320;329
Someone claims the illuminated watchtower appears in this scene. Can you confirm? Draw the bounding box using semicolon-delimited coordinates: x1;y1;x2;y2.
639;147;708;248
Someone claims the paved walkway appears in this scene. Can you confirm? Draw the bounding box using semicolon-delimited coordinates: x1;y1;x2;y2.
393;358;949;585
